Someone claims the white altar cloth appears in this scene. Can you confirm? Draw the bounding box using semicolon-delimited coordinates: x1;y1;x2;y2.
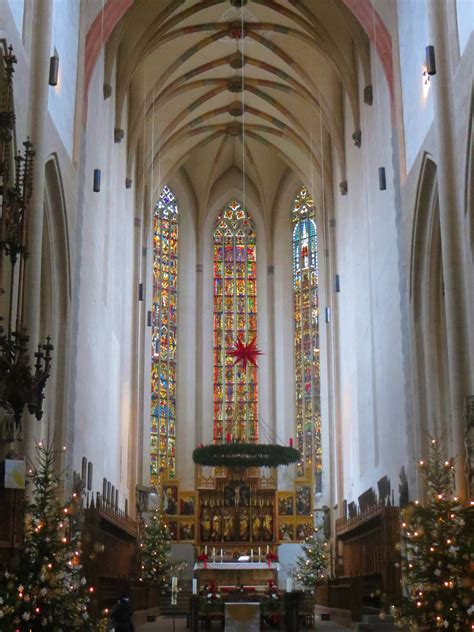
194;562;279;570
225;602;260;632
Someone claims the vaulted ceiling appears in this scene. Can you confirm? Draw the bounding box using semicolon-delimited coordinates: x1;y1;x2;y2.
104;0;373;216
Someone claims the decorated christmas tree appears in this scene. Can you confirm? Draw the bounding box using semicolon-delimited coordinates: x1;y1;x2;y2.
392;437;473;631
0;443;94;630
295;527;329;589
139;507;174;590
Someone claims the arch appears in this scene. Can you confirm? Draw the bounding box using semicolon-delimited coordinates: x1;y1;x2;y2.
41;155;71;443
410;155;451;460
212;199;259;443
150;184;179;483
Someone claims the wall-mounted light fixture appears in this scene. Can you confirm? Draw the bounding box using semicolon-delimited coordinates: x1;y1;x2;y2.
335;275;340;293
147;311;152;327
138;283;144;301
48;54;59;86
378;166;387;191
93;168;101;192
425;45;436;75
325;307;331;324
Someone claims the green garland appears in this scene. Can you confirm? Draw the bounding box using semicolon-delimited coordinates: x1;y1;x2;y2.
192;443;300;468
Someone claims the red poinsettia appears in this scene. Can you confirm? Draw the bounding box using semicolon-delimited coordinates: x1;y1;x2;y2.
198;553;209;568
266;551;279;567
227;336;262;370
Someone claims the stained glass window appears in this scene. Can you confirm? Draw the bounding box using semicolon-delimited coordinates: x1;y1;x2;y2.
213;200;258;443
150;185;178;484
292;187;321;486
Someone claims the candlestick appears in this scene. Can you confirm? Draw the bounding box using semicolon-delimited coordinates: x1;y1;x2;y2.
192;579;197;595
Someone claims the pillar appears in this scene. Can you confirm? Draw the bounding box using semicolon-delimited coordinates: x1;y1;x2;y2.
22;0;53;459
427;0;470;497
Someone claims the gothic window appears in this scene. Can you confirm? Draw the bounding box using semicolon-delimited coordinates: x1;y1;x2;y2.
150;185;178;484
213;200;258;443
292;187;321;487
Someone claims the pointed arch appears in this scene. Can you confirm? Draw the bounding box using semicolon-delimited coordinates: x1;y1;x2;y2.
212;200;258;444
291;186;321;486
150;185;179;483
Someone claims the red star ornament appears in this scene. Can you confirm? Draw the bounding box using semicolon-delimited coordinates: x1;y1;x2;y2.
228;336;263;370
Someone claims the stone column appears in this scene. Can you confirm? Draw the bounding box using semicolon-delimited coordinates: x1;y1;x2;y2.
195;263;203;445
427;0;470;497
22;0;53;459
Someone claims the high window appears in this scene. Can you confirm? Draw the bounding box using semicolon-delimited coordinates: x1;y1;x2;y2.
213;200;258;443
292;187;321;487
150;186;178;484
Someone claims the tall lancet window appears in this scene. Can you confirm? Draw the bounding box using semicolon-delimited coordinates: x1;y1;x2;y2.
150;185;178;485
213;200;258;444
292;187;321;487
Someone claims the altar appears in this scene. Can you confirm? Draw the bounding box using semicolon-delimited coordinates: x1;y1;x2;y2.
194;561;279;588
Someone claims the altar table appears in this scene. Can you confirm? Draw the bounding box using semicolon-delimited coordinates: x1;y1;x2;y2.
225;602;260;632
194;562;279;587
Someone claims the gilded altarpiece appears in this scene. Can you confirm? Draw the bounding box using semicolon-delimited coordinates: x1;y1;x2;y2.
196;467;277;552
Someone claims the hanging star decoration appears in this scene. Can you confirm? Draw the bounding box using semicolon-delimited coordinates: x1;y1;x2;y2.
228;336;262;370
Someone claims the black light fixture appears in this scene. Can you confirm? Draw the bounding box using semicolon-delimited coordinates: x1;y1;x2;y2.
147;311;152;327
335;274;341;293
378;167;387;191
48;55;59;86
425;45;436;75
325;307;331;324
93;168;101;192
138;283;144;301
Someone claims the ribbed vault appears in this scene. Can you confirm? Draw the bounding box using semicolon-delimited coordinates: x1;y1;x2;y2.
98;0;382;219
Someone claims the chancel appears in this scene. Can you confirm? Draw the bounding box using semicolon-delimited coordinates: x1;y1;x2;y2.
0;1;472;631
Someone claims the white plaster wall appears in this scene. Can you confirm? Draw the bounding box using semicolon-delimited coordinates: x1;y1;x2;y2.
397;0;434;173
48;0;80;158
456;0;473;55
7;0;23;36
70;51;136;509
333;48;408;506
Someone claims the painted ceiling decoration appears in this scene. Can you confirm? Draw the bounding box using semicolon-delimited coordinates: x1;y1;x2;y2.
85;0;393;219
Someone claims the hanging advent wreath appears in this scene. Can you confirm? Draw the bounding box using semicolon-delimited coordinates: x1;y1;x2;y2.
192;442;300;468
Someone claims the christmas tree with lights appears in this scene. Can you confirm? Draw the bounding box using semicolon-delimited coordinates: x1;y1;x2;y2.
392;437;473;631
0;443;94;630
139;507;173;591
295;527;329;590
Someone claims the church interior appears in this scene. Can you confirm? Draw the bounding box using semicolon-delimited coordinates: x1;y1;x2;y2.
0;0;472;630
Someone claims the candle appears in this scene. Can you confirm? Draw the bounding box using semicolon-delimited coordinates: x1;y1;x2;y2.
172;576;177;591
192;579;197;595
266;545;269;554
289;437;293;447
220;548;223;561
212;547;216;561
258;546;261;559
250;549;254;562
286;577;292;593
205;545;208;555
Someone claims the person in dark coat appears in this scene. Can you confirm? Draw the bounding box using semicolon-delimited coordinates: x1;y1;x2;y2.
108;594;134;632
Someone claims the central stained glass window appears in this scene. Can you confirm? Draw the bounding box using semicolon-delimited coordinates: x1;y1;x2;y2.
150;185;178;484
292;187;321;486
213;200;258;443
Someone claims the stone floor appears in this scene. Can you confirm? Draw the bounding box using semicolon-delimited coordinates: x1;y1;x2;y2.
135;613;350;631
